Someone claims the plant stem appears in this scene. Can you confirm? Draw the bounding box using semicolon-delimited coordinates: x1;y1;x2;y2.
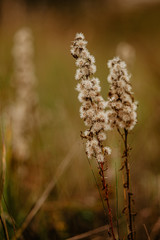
99;162;116;240
124;129;134;240
0;212;9;240
115;162;120;240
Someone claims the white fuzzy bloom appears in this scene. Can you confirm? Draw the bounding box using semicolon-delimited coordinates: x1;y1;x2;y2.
98;132;106;141
97;154;104;163
71;33;111;162
104;147;112;155
107;57;137;131
10;27;39;161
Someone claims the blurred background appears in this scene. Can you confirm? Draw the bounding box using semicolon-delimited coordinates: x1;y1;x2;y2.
0;0;160;239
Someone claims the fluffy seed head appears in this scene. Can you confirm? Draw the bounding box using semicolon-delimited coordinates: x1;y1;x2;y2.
71;33;111;162
107;57;137;131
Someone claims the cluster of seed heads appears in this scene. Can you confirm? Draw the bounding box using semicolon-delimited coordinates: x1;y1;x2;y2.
71;33;137;163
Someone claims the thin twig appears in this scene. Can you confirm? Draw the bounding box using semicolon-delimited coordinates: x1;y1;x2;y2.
81;142;107;217
117;127;125;142
0;122;9;240
115;162;120;240
3;194;17;236
0;122;6;208
0;209;9;240
66;224;109;240
87;158;107;217
143;224;151;240
12;140;79;240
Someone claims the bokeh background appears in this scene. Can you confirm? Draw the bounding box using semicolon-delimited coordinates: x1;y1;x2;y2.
0;0;160;239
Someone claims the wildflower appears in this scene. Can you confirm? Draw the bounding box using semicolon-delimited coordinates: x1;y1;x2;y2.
107;57;137;131
71;33;111;162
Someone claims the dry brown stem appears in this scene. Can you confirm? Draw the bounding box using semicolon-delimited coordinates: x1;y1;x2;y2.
117;127;136;239
99;162;116;240
66;224;109;240
119;128;135;240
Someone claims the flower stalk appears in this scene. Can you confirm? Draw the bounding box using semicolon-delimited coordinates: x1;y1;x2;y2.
107;57;137;240
71;33;116;240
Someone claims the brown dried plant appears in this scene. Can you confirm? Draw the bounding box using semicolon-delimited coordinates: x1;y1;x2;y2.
71;33;138;240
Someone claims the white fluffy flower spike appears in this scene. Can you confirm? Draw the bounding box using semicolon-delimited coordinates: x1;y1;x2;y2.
71;33;111;162
107;57;137;131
